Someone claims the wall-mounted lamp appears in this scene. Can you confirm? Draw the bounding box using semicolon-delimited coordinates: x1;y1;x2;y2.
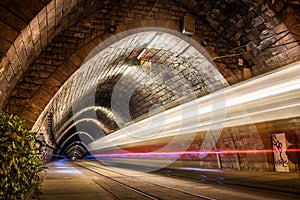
140;59;152;73
201;39;209;46
137;48;147;59
107;24;117;34
182;16;195;35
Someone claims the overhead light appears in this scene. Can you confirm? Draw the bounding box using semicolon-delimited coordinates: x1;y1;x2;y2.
140;59;152;73
108;24;117;34
137;48;147;59
182;16;195;35
201;39;209;46
238;58;244;66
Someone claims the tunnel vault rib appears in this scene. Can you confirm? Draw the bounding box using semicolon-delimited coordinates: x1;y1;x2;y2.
31;27;228;158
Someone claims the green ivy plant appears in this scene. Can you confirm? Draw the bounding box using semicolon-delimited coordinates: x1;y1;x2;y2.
0;112;43;199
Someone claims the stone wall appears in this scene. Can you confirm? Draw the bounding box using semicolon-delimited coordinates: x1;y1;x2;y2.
2;0;300;130
1;0;300;161
171;117;300;172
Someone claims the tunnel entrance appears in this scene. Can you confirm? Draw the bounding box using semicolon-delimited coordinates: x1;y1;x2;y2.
32;28;300;173
34;27;228;163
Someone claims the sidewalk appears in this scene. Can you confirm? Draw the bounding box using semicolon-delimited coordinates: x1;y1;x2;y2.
38;160;300;199
39;160;114;200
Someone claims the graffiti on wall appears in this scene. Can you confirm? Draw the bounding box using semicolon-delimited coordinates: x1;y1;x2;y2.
272;133;289;172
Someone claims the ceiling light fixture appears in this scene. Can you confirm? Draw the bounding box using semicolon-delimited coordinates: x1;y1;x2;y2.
137;48;147;59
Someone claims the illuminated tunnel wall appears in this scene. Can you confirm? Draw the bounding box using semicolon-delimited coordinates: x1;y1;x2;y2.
32;28;300;172
0;0;299;171
33;27;228;160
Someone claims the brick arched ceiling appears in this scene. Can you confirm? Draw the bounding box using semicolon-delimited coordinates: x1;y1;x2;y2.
0;0;52;52
32;27;228;158
0;0;300;155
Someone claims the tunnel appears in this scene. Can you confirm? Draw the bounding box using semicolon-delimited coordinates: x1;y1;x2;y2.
1;0;300;199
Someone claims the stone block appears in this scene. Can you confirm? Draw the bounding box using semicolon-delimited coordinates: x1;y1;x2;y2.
276;52;288;63
9;97;31;106
52;58;64;66
41;70;52;78
279;58;294;67
28;103;44;116
22;25;34;51
34;87;53;103
5;105;24;115
285;34;299;49
0;69;9;90
262;8;275;19
30;15;39;30
259;29;275;40
0;38;11;55
252;54;265;65
286;46;300;59
34;40;42;56
0;90;7;110
264;56;279;68
55;8;63;25
56;0;64;9
63;60;78;73
14;39;27;60
47;28;56;43
31;25;41;44
38;55;53;64
3;65;15;82
25;48;36;66
31;92;48;108
284;14;298;27
39;17;47;36
57;64;72;79
46;0;55;13
5;45;17;65
268;16;282;27
38;7;47;24
21;108;39;124
69;53;83;67
17;88;32;99
0;7;27;31
246;29;261;41
270;44;286;56
2;74;17;96
0;22;19;42
47;75;63;87
274;23;287;35
41;36;48;50
74;49;89;62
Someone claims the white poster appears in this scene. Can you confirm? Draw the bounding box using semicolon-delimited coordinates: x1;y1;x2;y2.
272;133;289;172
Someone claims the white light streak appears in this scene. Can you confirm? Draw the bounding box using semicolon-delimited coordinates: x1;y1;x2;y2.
88;61;300;152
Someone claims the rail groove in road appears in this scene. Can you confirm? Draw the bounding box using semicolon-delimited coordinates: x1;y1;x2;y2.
75;162;216;200
152;168;300;196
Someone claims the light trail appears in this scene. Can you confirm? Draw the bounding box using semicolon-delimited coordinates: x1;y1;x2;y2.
92;148;300;158
88;61;300;153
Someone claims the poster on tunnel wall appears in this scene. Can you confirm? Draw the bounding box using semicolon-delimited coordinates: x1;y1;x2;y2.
272;133;289;172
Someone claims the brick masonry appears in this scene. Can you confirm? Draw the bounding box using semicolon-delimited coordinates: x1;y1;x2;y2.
0;0;298;127
0;0;300;170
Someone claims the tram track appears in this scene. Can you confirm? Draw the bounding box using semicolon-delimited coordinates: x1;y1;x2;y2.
152;168;300;196
75;161;217;200
76;163;159;200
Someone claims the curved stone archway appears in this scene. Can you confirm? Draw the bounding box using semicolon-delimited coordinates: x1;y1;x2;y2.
0;0;300;161
1;0;299;130
32;27;228;158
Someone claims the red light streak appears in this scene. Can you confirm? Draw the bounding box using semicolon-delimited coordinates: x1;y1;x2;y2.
93;148;300;158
